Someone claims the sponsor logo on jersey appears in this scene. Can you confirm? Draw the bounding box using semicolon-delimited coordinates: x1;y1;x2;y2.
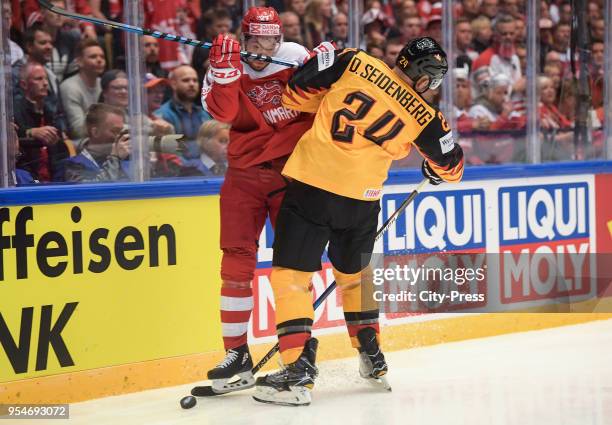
246;81;284;108
383;188;486;254
262;106;300;124
248;23;281;36
247;81;300;125
439;131;454;154
317;50;335;71
498;182;592;302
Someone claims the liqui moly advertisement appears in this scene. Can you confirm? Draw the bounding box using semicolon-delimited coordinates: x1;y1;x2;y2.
249;173;608;342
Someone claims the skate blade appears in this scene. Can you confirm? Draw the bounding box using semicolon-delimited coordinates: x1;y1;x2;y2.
252;385;311;406
192;371;255;397
362;373;392;392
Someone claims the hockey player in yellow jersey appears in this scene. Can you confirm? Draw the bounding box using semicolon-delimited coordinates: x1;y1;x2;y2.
253;37;464;406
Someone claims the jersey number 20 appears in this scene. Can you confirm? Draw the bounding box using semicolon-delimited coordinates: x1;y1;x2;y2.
331;91;405;146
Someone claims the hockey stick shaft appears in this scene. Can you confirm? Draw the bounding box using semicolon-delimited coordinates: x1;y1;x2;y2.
37;0;300;68
251;177;429;374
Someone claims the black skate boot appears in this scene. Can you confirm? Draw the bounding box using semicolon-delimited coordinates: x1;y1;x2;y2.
357;327;391;391
252;338;319;406
203;344;255;395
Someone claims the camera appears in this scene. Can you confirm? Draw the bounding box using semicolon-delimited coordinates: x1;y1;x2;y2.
121;126;186;155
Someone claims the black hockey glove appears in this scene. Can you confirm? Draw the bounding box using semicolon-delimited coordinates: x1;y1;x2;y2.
421;160;444;185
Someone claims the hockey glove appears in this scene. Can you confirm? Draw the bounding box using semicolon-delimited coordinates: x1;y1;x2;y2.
421;160;444;185
209;34;243;84
304;41;337;65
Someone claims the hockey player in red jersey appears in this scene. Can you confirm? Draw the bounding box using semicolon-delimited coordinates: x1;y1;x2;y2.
200;7;319;394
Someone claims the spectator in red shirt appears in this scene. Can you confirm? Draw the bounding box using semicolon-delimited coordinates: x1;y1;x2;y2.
472;14;523;97
539;76;572;130
144;0;192;70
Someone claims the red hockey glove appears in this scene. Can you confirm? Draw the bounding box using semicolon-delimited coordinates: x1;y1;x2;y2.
209;34;243;84
303;41;337;64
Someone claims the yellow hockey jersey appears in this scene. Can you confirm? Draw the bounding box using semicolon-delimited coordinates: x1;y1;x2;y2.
282;48;464;200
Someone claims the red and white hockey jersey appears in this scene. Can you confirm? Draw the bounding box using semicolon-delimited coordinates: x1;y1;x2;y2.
201;42;314;169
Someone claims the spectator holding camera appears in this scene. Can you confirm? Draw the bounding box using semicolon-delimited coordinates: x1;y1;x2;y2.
13;62;69;182
65;104;130;182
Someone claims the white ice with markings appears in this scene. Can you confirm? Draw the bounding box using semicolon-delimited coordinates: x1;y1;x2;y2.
21;319;612;425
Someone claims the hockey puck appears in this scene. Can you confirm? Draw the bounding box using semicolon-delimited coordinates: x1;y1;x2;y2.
180;395;197;409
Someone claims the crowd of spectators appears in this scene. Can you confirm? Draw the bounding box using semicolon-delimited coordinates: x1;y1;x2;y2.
2;0;608;184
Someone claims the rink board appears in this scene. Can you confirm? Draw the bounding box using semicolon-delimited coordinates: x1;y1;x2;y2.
0;161;611;403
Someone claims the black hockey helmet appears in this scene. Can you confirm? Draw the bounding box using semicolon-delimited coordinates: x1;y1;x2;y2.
396;37;448;91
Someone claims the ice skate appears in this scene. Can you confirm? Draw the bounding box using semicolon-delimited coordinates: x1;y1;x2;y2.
357;328;392;392
192;344;254;396
252;338;319;406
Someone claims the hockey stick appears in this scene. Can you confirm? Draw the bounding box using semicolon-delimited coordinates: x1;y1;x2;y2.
191;177;429;397
37;0;301;68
